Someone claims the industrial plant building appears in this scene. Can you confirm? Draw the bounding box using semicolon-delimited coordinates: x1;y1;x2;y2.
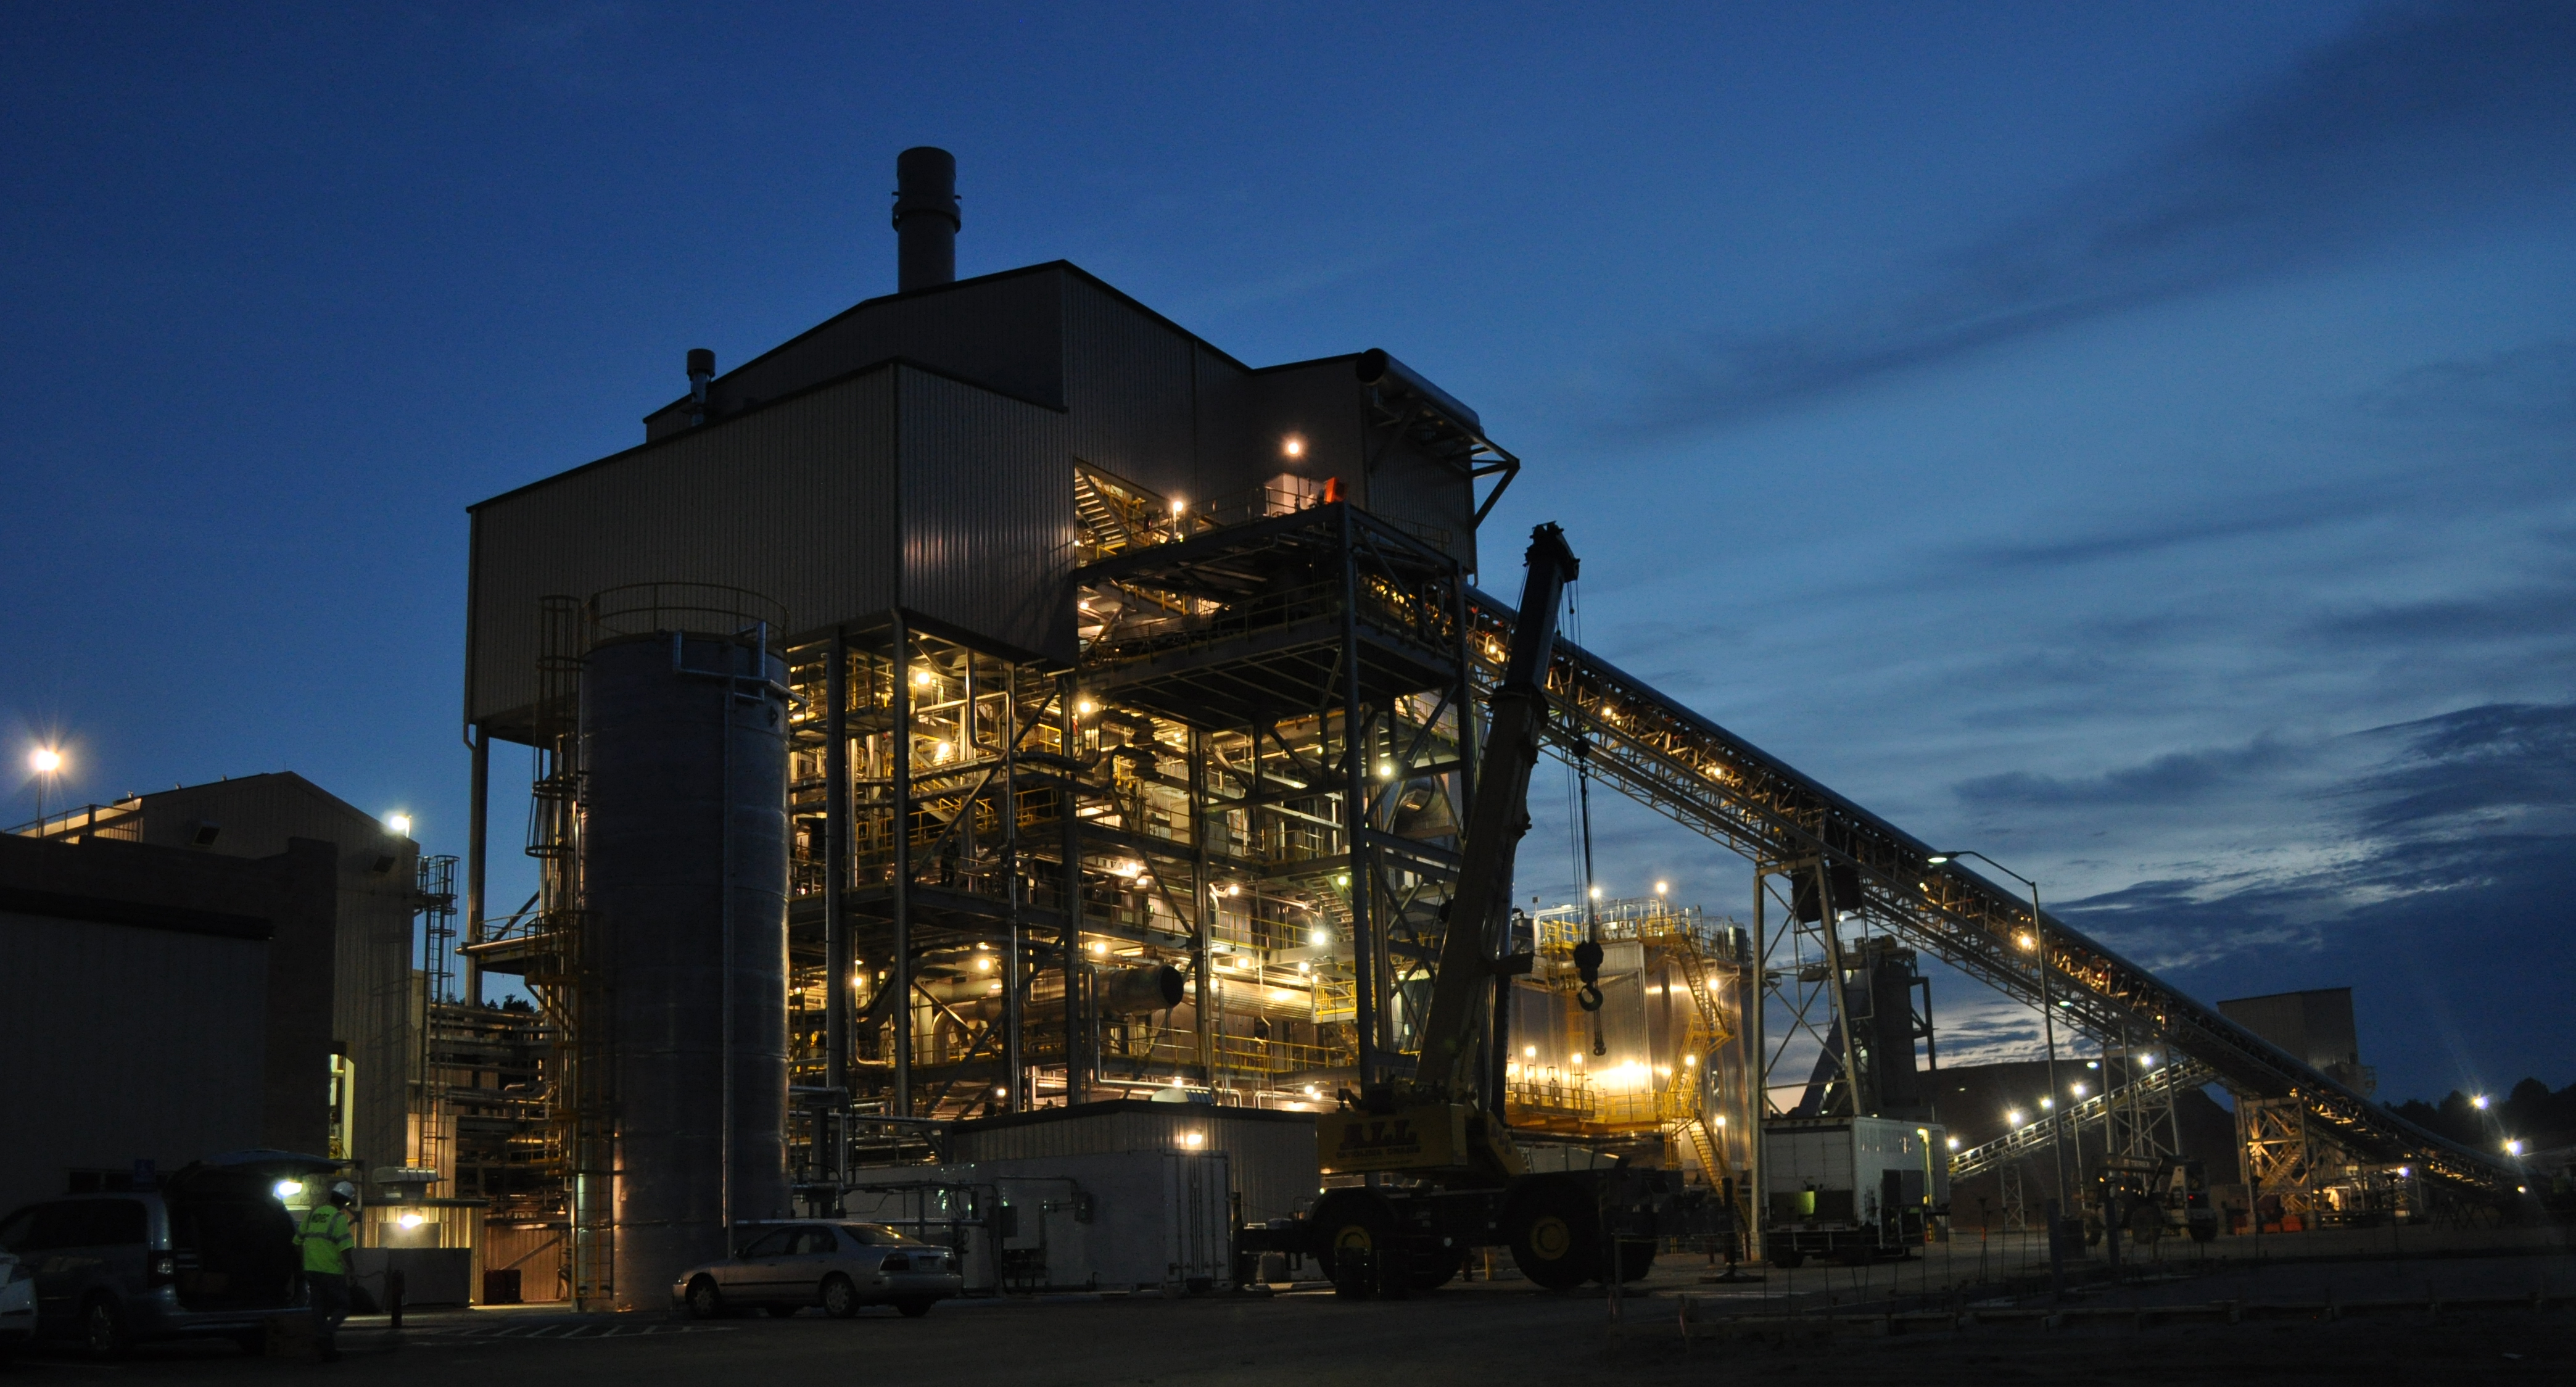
423;149;2517;1310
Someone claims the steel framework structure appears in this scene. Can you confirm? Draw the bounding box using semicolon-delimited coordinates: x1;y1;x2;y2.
1457;587;2517;1201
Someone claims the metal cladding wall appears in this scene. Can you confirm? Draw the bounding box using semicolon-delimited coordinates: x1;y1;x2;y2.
468;362;1078;734
126;774;418;1184
898;367;1078;660
1063;274;1198;502
470;368;902;732
643;267;1068;440
947;1099;1319;1223
0;909;267;1214
582;632;793;1310
0;832;339;1203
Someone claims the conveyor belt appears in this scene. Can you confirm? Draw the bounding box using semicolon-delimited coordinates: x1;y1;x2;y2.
1461;587;2515;1198
1947;1058;2218;1182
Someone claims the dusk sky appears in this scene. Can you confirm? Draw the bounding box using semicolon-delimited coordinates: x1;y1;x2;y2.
5;2;2569;1104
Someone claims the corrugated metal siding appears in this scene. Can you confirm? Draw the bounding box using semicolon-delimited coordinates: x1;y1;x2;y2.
469;368;902;729
1;911;267;1213
1239;360;1365;507
645;268;1069;441
950;1105;1318;1223
1063;276;1198;502
131;774;418;1182
897;365;1077;662
1191;342;1255;503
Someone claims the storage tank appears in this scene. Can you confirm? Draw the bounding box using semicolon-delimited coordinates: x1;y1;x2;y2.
582;623;792;1310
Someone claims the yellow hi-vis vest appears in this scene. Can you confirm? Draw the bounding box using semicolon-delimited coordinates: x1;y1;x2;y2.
297;1206;353;1275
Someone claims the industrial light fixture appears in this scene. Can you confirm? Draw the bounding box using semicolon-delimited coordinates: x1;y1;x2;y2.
2506;1139;2524;1156
1334;873;1349;888
1281;434;1305;459
1310;927;1328;945
1088;941;1107;956
2071;1083;2086;1096
2007;1109;2024;1127
2040;1097;2054;1110
1588;885;1602;900
1170;499;1187;516
1654;880;1668;896
398;1212;424;1230
29;748;61;774
994;1087;1007;1098
975;956;993;972
1946;1137;1960;1151
1076;698;1097;715
272;1179;301;1201
1714;1115;1726;1127
1226;884;1241;897
1682;1053;1696;1067
2472;1094;2491;1110
1570;1053;1583;1066
1524;1045;1537;1058
1376;761;1395;779
1184;1132;1205;1148
2016;934;2035;951
912;669;933;687
1925;853;1953;865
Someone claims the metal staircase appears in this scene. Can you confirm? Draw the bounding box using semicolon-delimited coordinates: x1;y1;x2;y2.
1459;587;2517;1199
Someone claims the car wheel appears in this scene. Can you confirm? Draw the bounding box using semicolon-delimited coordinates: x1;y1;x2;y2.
82;1296;131;1360
894;1298;934;1319
820;1275;859;1320
686;1276;725;1320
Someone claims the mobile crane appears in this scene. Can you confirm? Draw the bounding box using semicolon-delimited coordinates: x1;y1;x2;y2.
1242;522;1723;1298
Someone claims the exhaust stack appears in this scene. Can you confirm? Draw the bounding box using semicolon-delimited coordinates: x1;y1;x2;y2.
893;147;959;292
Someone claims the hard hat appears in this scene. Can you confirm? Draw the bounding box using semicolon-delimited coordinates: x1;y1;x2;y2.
329;1180;359;1205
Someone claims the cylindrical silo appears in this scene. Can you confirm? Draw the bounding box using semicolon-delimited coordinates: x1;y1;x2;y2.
582;627;792;1310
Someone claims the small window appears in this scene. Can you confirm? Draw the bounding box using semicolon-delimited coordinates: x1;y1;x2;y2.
789;1227;836;1255
737;1228;792;1259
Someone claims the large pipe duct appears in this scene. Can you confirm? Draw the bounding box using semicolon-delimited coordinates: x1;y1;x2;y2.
960;962;1183;1024
584;627;792;1310
892;147;959;292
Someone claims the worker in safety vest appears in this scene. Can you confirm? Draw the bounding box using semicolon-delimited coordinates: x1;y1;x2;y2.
295;1181;359;1361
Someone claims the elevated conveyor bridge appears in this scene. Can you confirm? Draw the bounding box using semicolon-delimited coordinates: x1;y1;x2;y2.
1459;588;2516;1200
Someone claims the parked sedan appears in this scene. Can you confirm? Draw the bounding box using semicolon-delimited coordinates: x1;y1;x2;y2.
0;1249;35;1362
672;1222;962;1320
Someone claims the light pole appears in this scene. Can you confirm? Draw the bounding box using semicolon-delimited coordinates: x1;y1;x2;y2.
28;747;63;835
1926;850;2073;1215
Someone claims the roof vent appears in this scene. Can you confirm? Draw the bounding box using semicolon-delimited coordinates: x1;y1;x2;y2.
893;147;959;292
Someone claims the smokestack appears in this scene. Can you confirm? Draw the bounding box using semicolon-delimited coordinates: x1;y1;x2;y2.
891;146;959;292
686;347;714;427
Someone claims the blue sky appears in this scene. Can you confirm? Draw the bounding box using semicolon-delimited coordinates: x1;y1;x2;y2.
5;2;2569;1103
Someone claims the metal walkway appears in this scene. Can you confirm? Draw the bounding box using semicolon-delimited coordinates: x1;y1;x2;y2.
1460;587;2515;1198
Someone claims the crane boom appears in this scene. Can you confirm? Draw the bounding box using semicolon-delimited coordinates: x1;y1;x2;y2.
1415;522;1579;1096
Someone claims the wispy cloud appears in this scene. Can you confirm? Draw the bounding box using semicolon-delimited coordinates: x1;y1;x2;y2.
1624;1;2576;433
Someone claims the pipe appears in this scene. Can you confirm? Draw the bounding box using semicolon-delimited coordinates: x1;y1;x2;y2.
687;348;714;426
1354;347;1484;436
893;147;959;292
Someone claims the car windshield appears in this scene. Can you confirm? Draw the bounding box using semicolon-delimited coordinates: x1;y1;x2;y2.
836;1223;929;1247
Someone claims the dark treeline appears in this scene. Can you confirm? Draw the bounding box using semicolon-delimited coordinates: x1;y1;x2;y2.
2390;1076;2576;1153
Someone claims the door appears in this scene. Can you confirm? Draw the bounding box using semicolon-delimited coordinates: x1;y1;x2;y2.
774;1227;840;1304
722;1227;794;1300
